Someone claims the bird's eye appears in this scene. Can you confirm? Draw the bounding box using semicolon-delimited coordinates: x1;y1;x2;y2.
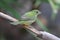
36;11;38;13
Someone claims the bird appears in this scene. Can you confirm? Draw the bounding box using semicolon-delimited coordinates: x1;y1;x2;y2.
10;10;41;25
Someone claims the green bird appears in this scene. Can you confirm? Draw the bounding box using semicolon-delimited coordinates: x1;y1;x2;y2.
10;10;41;25
11;10;49;32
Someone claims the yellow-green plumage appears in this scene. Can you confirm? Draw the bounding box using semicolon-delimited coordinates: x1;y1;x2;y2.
11;10;41;25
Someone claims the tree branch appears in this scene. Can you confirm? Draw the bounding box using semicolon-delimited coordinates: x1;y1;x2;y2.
0;12;18;22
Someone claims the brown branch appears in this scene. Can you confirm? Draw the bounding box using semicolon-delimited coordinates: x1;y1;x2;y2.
0;12;18;22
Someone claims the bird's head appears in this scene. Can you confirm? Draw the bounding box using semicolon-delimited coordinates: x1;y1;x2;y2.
31;10;41;15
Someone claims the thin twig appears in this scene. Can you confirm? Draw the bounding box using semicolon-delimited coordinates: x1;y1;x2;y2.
0;12;60;40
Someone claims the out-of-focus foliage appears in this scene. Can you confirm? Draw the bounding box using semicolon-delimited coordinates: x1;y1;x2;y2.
0;0;20;19
36;18;49;32
53;0;60;5
34;0;41;8
48;0;60;21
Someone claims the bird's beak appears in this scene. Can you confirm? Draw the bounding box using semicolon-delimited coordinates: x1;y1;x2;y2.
38;11;41;15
